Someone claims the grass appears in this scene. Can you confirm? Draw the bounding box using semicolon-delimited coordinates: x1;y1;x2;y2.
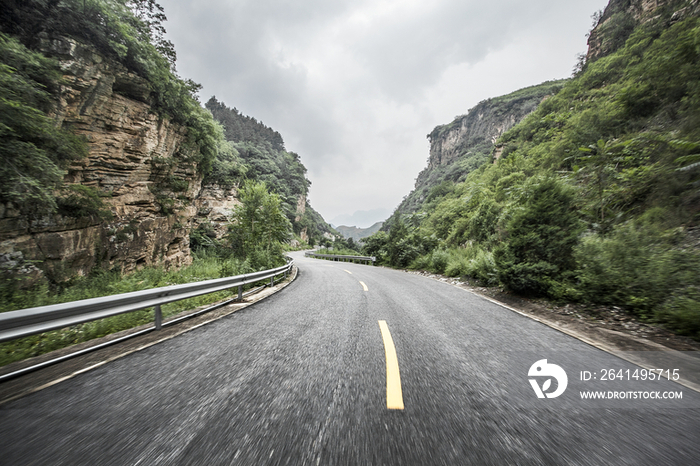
0;249;274;367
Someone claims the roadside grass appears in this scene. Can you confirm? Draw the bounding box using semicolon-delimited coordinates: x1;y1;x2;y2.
0;250;268;367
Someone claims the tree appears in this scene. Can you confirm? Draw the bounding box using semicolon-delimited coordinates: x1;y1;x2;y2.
126;0;177;69
227;181;292;260
578;139;616;225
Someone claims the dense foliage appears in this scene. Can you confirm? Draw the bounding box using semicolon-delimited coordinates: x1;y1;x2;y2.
0;34;88;216
226;181;291;269
205;97;333;244
364;7;700;338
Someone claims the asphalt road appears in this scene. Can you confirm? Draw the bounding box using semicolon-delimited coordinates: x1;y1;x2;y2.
1;251;699;465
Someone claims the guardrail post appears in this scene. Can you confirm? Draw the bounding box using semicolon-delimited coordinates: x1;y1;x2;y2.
271;275;275;287
155;305;162;330
0;257;295;344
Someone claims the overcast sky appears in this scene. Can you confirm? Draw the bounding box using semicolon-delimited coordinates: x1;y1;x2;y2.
159;0;609;228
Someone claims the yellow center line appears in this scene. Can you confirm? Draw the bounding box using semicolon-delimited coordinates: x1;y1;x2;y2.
378;320;404;410
344;270;352;274
359;281;368;291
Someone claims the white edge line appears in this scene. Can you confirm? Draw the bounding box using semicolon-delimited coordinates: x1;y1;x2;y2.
448;281;700;394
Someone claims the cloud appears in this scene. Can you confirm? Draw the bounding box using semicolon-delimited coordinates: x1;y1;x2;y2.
159;0;610;222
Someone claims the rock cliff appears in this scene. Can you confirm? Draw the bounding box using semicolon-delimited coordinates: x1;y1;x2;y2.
586;0;700;61
388;81;566;221
0;37;216;283
424;97;537;173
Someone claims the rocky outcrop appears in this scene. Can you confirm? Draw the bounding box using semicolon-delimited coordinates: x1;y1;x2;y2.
193;184;241;239
425;103;525;172
0;37;205;282
384;81;567;223
586;0;700;61
422;83;563;179
294;194;307;222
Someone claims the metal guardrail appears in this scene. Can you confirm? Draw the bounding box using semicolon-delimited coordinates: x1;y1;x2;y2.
305;252;376;265
0;260;293;344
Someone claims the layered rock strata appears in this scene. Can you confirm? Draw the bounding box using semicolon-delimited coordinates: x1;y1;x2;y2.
0;38;203;282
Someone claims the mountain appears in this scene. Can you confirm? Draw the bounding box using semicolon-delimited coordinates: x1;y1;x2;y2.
386;80;567;225
334;222;384;242
204;97;334;245
330;209;390;229
365;0;700;339
0;0;331;289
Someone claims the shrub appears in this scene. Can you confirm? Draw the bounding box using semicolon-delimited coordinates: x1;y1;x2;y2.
655;287;700;339
56;185;113;220
495;176;582;296
429;249;450;274
574;218;700;318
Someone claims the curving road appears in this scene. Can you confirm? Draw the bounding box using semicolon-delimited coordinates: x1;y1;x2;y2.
1;251;699;465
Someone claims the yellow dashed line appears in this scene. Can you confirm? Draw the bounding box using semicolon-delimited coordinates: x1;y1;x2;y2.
378;320;404;410
359;281;368;291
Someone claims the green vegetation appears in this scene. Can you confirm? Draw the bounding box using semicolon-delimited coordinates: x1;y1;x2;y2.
205;97;333;244
0;248;272;367
225;181;291;269
0;33;88;216
365;7;700;338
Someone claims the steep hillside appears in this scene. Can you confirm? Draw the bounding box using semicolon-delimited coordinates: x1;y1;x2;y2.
0;0;330;292
585;0;688;61
365;0;700;338
0;1;223;285
388;80;566;223
205;97;334;245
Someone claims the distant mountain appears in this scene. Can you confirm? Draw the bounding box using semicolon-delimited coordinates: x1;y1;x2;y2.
335;222;384;242
330;209;389;228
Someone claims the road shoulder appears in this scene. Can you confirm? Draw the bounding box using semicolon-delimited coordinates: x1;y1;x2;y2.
405;270;700;393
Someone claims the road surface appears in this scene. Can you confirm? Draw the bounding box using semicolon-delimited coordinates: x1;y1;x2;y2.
1;251;699;465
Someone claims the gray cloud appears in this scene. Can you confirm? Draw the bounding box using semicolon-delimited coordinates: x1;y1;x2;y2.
159;0;610;224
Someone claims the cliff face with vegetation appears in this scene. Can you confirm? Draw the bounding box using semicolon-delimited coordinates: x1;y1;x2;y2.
1;36;202;283
388;81;566;221
0;0;331;290
586;0;699;61
364;0;700;339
